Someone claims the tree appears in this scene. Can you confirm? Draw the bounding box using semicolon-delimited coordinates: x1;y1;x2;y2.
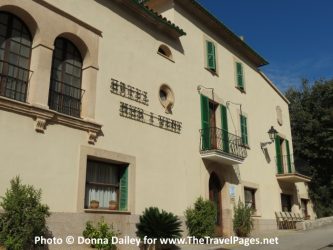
285;79;333;217
0;176;50;249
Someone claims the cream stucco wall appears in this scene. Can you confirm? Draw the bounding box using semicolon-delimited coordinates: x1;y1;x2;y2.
0;0;315;237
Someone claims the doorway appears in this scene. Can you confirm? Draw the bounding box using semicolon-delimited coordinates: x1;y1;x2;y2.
209;172;222;235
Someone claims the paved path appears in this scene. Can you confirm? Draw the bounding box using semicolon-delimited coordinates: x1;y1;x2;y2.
178;224;333;250
229;224;333;250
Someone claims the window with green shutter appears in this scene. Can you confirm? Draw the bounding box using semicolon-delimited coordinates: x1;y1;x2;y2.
236;62;244;90
206;41;216;72
84;160;129;211
220;105;229;153
240;115;248;145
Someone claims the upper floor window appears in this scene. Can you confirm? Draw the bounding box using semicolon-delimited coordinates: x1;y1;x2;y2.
235;62;245;91
48;37;83;117
0;12;32;102
205;40;216;72
157;44;173;61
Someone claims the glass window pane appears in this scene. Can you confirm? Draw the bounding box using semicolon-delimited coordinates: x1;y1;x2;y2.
0;24;7;37
20;45;30;58
18;57;29;69
10;41;20;54
8;53;19;64
21;33;31;46
0;13;8;25
12;18;22;31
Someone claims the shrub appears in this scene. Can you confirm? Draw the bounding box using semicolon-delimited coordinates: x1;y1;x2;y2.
185;197;216;238
0;176;50;249
233;199;253;237
82;217;118;250
136;207;182;244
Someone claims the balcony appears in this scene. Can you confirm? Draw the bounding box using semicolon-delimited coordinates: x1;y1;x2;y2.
199;127;247;165
275;154;311;183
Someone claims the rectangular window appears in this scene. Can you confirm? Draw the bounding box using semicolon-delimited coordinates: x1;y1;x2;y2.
240;114;248;145
85;159;128;211
206;40;216;72
236;62;244;90
244;187;256;210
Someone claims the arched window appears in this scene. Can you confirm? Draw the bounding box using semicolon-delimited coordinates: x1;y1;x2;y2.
0;12;32;102
157;44;172;60
49;37;83;117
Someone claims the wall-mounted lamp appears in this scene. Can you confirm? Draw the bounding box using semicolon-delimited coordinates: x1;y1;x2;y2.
261;126;278;149
268;126;278;142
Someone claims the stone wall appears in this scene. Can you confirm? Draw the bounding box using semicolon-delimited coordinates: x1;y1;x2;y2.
296;216;333;231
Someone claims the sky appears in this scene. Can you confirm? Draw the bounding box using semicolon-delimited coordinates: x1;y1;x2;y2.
196;0;333;92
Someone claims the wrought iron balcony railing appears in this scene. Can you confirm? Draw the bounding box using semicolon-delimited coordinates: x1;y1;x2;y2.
199;127;247;160
49;79;85;118
0;60;32;102
275;154;295;174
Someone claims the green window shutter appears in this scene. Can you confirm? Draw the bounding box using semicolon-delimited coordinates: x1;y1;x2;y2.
200;95;210;150
220;105;229;153
206;41;216;71
236;62;244;89
119;166;128;211
275;136;283;174
240;115;248;145
285;140;292;173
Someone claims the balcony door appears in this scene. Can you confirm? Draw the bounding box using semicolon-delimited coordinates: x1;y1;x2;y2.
209;101;218;149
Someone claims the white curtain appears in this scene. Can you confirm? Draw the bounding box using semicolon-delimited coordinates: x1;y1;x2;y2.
85;161;119;208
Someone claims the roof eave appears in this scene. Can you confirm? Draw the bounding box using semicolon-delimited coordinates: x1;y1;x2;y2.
175;0;268;68
115;0;186;39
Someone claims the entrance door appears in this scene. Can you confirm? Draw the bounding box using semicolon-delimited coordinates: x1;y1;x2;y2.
209;172;222;235
281;194;292;212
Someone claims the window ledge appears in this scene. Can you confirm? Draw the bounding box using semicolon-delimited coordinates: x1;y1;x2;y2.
0;96;102;144
205;67;218;76
84;209;131;215
235;86;246;93
157;52;175;63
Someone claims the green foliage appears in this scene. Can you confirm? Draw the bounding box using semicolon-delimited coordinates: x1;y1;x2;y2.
185;197;216;238
233;199;253;237
136;207;182;241
0;176;50;250
82;217;118;250
286;79;333;217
